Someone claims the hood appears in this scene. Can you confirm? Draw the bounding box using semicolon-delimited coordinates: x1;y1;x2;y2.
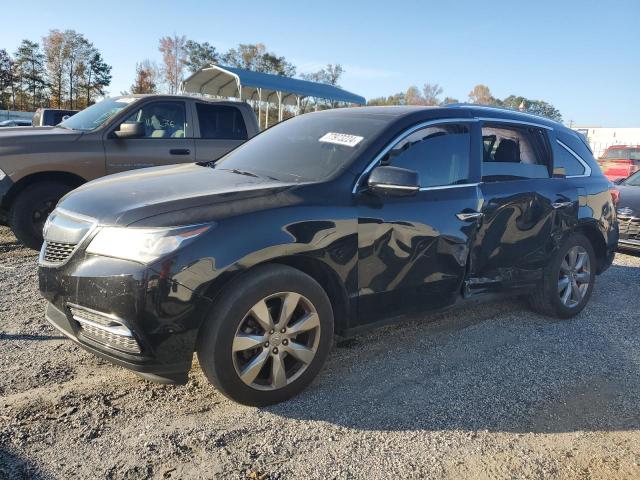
0;125;82;143
57;163;302;226
617;184;640;214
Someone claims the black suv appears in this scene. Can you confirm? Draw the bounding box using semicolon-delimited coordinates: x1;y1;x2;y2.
38;105;618;405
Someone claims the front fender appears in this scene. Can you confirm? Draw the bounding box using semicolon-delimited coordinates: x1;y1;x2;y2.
149;205;358;319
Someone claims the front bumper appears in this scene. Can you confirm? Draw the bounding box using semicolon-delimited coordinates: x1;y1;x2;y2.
39;253;213;384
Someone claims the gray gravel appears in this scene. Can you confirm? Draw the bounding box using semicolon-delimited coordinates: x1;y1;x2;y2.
1;224;639;479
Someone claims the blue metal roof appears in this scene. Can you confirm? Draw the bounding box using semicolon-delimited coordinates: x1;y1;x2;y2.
181;64;366;105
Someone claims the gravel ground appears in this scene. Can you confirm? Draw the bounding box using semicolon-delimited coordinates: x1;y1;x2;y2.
1;225;639;479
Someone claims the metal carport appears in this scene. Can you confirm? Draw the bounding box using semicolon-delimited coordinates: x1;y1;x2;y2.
181;64;366;128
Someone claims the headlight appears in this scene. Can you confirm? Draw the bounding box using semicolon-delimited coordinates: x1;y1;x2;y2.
86;224;212;263
0;168;6;181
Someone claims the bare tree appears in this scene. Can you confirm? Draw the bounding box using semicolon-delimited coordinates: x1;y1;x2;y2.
422;83;443;106
130;60;160;94
43;30;66;108
158;35;187;94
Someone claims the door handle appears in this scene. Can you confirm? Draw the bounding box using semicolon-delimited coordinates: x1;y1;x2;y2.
552;201;573;209
170;149;190;155
456;211;483;221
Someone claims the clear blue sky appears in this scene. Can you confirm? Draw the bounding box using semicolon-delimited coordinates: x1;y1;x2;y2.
1;0;638;126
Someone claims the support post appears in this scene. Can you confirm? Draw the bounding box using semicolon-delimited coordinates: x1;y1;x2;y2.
257;88;262;129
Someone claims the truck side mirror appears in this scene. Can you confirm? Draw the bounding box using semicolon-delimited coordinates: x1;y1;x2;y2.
114;122;145;139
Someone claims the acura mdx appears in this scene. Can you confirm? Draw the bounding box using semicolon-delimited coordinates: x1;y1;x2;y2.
38;105;618;405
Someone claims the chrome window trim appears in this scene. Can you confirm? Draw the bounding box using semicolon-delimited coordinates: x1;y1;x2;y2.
477;116;553;130
556;139;592;177
352;117;478;194
419;183;479;192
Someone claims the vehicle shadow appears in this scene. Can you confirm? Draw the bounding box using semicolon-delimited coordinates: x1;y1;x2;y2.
0;333;66;342
0;448;46;480
267;263;640;434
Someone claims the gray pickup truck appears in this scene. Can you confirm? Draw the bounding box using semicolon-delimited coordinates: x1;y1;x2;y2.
0;95;259;248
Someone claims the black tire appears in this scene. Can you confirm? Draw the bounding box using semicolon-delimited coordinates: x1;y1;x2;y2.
528;233;596;318
197;264;334;406
8;182;72;250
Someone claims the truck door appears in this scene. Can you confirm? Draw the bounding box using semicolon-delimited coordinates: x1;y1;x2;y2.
104;100;195;174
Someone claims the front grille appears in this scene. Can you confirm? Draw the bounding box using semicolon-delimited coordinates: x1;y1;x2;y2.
43;241;76;264
619;216;640;240
68;306;113;327
78;324;141;354
68;305;141;354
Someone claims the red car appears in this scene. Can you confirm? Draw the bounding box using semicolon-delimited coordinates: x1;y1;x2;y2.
598;145;640;181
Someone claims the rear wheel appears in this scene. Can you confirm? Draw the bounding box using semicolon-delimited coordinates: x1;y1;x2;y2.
528;233;596;318
197;264;334;406
8;182;73;250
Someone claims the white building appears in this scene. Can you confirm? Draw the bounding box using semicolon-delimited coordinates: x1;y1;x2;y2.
573;127;640;158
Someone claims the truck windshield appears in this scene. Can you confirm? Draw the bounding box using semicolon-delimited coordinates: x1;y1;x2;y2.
213;112;388;182
59;97;139;131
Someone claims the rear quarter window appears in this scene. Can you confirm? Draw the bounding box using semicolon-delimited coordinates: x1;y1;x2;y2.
557;130;599;175
196;103;248;140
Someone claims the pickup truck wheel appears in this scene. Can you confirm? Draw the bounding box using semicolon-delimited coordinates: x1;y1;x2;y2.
528;233;596;319
8;182;73;250
197;264;334;406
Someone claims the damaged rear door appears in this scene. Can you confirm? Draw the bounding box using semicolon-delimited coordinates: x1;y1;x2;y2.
355;119;482;325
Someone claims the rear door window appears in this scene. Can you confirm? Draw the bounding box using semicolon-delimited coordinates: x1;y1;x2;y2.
382;123;471;188
196;103;248;140
481;124;550;181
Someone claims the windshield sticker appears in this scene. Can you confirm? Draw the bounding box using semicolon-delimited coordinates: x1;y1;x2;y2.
319;132;364;147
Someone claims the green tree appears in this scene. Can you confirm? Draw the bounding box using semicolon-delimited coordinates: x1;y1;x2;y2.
80;51;111;106
0;49;15;109
501;94;562;121
300;64;345;110
223;43;296;76
14;40;47;110
367;92;406;106
185;40;219;73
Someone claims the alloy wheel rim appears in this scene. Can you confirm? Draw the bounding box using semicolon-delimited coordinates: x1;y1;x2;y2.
558;245;590;308
232;292;321;391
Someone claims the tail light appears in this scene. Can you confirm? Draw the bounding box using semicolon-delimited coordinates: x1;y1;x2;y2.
610;186;620;206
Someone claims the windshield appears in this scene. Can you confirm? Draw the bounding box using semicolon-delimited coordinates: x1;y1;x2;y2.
622;171;640;186
603;148;640;160
59;97;139;131
213;112;388;182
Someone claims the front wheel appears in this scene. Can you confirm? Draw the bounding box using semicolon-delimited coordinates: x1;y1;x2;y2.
528;233;596;318
197;264;334;406
8;182;73;250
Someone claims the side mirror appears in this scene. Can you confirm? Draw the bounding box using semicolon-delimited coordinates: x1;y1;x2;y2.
367;165;419;196
114;121;145;139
